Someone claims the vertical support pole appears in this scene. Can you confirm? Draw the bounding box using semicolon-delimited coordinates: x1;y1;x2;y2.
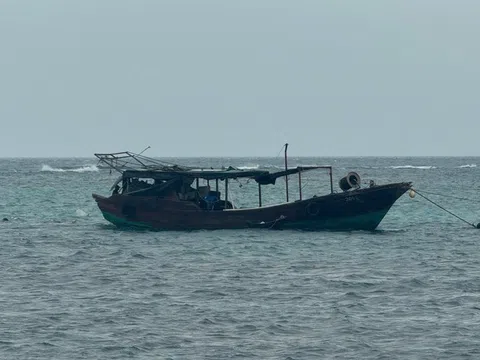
196;178;199;189
225;178;229;206
215;179;219;192
329;167;333;194
284;143;289;202
298;170;302;201
258;184;262;207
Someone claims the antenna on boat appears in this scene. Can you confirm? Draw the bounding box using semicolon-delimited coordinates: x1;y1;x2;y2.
139;146;151;155
284;143;289;202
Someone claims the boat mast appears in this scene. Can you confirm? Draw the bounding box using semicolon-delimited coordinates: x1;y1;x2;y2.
284;143;289;202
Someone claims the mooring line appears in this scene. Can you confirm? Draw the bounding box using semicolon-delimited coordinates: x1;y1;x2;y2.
414;189;479;203
412;189;478;228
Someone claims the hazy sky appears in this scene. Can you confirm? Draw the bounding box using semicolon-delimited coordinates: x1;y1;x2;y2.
1;1;479;157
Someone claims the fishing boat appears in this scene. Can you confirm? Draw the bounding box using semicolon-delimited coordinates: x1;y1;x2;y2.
92;144;411;231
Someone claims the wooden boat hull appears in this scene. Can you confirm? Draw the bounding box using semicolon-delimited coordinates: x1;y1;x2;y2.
92;182;411;231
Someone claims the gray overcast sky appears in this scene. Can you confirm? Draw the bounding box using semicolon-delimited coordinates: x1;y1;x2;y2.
1;0;479;157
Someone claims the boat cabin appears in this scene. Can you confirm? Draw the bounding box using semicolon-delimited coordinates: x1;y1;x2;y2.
108;165;334;211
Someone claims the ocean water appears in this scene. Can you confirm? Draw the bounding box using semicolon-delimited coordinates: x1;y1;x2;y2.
1;156;480;359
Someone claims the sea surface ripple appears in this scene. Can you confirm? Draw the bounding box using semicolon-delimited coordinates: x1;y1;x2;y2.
1;156;480;359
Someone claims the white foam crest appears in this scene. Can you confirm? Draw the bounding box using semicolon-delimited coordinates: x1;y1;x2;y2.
41;164;99;173
459;164;477;168
237;164;260;170
71;165;99;173
41;165;66;172
75;209;88;217
389;165;436;169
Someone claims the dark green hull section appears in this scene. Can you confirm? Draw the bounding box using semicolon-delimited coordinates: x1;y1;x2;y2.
278;208;391;231
101;208;391;232
102;211;154;230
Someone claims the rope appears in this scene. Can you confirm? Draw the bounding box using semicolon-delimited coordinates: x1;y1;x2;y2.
275;144;286;158
269;215;286;229
414;189;479;203
413;189;477;228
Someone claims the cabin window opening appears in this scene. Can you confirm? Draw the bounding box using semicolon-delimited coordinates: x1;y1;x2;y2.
178;178;197;201
139;178;154;185
122;177;167;196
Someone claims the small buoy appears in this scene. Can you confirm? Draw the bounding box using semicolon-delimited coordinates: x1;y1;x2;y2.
2;217;8;222
477;223;480;229
409;189;416;198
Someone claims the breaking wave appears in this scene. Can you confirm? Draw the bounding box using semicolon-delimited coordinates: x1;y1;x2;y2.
459;164;477;168
41;165;99;173
237;165;260;170
389;165;436;170
262;164;284;169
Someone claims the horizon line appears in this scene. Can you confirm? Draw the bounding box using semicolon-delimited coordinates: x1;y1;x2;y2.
1;154;480;159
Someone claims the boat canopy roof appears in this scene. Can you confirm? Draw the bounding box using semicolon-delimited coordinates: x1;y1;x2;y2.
95;151;331;184
119;166;330;185
122;168;269;181
254;166;330;185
